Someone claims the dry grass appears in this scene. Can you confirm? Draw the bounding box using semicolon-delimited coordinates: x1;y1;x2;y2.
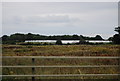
2;45;120;56
2;44;120;79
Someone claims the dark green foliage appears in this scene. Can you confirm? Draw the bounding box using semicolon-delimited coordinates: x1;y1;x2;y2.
112;26;120;44
115;26;120;34
2;33;25;44
94;35;103;40
108;37;113;41
10;33;26;42
80;35;103;40
72;34;79;40
56;39;62;45
112;34;120;44
2;35;9;41
1;33;104;44
79;36;86;44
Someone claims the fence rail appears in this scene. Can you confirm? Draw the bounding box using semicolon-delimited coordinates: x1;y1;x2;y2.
2;56;120;59
2;74;120;77
2;56;120;79
1;65;119;68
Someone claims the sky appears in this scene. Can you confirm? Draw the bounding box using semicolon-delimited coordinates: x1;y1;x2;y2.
2;2;118;39
1;0;119;2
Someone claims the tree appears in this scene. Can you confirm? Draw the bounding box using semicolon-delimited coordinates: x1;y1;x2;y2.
25;33;34;40
115;26;120;34
79;36;86;44
94;35;103;40
10;33;25;42
72;34;79;40
2;35;11;44
2;35;9;41
56;39;62;45
108;37;113;41
112;27;120;44
113;34;120;44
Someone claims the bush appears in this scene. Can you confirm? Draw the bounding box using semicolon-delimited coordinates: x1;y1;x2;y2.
56;39;62;45
112;34;120;44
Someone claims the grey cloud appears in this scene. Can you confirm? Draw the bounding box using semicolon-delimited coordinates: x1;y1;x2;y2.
3;15;80;24
2;2;118;39
25;15;70;23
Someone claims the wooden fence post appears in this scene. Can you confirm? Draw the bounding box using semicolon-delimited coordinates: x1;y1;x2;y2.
32;58;35;81
118;47;120;80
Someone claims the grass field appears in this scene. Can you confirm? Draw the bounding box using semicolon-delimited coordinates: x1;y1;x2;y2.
2;45;120;56
2;44;120;79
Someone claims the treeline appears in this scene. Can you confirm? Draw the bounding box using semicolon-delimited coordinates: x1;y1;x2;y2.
1;33;103;44
110;26;120;44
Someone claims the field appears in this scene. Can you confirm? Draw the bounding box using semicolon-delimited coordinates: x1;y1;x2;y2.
2;45;120;56
2;44;120;80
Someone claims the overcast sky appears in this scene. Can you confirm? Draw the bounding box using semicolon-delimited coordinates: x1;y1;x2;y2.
2;2;118;39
